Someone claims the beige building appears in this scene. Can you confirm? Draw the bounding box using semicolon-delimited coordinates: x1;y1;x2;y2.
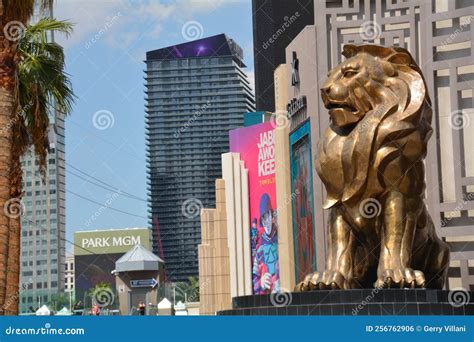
198;179;232;315
198;153;255;314
221;153;253;297
274;64;294;291
273;25;327;288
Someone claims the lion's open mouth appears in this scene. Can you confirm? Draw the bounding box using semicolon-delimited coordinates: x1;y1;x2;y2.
326;102;356;112
326;102;360;127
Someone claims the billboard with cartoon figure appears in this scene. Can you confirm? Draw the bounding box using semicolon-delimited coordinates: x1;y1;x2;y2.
229;121;279;295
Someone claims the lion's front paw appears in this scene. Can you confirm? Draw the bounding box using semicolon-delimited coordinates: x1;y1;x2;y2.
295;271;352;291
375;268;425;288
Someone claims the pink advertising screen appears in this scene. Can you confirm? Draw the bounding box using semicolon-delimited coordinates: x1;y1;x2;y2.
229;121;279;295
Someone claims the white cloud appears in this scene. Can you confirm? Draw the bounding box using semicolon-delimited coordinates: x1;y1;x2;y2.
53;0;244;49
147;22;163;38
54;0;125;47
181;0;245;12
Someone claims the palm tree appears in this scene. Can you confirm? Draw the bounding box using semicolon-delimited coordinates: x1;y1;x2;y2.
0;0;38;315
0;5;74;314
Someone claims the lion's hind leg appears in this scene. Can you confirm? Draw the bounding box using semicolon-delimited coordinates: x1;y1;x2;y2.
412;212;450;289
424;239;450;289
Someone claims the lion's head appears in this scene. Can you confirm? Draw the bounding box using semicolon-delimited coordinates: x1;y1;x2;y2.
321;44;431;129
317;44;433;208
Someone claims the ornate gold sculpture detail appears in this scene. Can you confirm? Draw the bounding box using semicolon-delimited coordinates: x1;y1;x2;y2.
297;44;449;291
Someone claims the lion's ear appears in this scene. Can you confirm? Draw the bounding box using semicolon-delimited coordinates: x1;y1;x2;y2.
342;44;359;58
387;52;411;65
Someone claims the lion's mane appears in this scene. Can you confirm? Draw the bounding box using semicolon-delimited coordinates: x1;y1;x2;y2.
317;44;433;209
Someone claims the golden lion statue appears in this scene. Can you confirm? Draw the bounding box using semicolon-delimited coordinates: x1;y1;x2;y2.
297;44;449;291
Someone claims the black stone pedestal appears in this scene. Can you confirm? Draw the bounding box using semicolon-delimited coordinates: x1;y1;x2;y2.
217;289;473;315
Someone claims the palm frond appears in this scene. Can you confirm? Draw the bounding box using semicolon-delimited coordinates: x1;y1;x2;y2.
14;17;75;175
22;18;73;41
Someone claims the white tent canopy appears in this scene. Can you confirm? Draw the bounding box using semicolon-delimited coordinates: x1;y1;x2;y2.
157;298;172;309
174;301;187;316
56;307;72;316
175;301;186;310
35;305;51;316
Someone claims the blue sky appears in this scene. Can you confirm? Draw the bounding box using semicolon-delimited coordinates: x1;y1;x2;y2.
54;0;254;253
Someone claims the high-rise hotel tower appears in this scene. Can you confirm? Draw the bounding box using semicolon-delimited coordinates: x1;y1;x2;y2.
145;34;255;281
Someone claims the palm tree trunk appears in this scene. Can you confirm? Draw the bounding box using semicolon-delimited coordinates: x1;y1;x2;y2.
0;85;13;313
4;155;22;315
4;215;20;315
0;0;47;316
0;30;18;313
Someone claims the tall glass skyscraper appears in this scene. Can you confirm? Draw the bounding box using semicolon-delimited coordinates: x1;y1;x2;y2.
145;34;255;282
19;2;66;313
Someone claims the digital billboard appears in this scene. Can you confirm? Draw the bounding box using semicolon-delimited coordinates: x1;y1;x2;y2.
290;121;317;283
74;253;122;304
229;121;279;295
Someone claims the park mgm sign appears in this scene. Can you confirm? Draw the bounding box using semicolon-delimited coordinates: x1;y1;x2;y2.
74;228;152;256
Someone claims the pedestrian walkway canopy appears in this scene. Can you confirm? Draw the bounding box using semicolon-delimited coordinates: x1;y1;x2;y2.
115;244;164;273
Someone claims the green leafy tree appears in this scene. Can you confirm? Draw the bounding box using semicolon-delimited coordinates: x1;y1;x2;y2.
175;276;200;303
47;293;69;311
